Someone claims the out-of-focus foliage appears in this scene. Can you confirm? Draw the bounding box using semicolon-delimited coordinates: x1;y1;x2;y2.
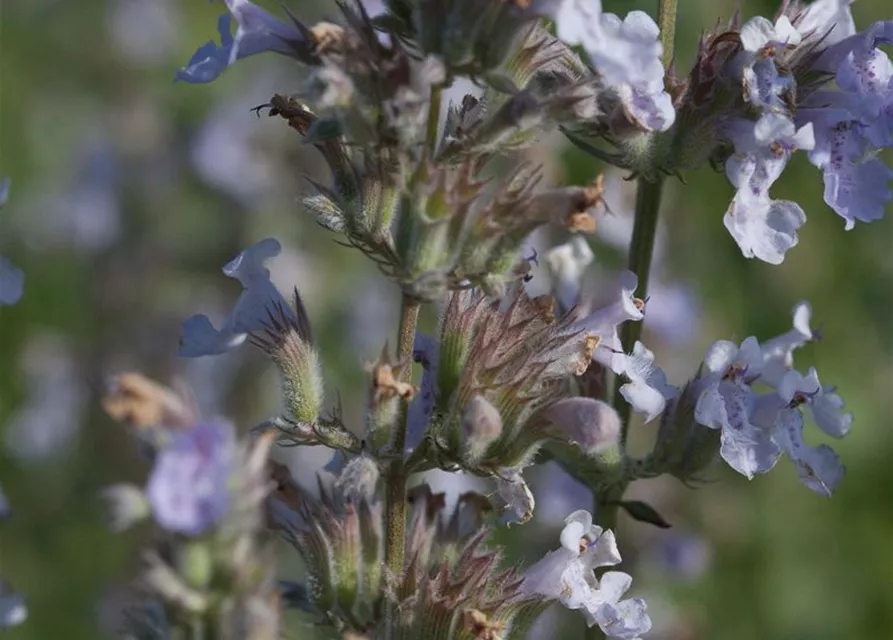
0;1;890;639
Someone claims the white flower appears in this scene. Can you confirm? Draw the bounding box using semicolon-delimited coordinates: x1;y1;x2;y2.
739;16;802;53
723;191;806;265
617;341;678;423
522;510;651;638
179;238;295;357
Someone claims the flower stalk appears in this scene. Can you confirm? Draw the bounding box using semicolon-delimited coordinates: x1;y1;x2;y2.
588;1;677;636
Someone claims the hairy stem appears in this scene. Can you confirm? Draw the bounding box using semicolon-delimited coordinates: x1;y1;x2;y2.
426;84;443;159
384;294;420;633
658;0;677;66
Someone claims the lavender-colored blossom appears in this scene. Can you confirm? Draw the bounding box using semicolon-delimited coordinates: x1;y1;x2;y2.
553;2;675;131
495;468;535;524
695;338;782;478
616;341;678;423
754;369;846;496
523;510;651;637
736;16;801;110
723;192;806;265
145;420;236;535
725;113;815;201
177;1;315;84
179;238;295;357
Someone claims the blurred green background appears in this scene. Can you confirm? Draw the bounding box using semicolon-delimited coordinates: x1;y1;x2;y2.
1;1;891;638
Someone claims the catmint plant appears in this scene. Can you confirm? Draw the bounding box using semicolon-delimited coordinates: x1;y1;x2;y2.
80;0;891;638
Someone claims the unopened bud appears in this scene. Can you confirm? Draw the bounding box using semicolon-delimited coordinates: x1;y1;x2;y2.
461;396;504;463
252;290;324;425
178;540;214;591
539;397;621;456
647;379;721;482
100;483;151;532
335;455;381;502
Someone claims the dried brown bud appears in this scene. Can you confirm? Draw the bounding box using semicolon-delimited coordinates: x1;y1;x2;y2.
310;22;347;54
368;342;416;405
463;609;506;640
102;373;194;430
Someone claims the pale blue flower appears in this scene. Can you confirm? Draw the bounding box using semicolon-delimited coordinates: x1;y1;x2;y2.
723;192;806;265
695;338;782;478
177;0;316;84
552;2;675;131
179;238;295;357
736;16;801;111
758;369;846;496
523;510;651;638
725;113;815;201
616;341;678;423
145;419;236;535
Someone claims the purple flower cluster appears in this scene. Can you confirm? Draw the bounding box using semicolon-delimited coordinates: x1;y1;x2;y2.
721;2;893;263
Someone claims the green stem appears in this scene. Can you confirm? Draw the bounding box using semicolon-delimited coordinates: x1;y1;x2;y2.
426;84;443;160
383;294;420;633
658;0;677;67
613;175;665;448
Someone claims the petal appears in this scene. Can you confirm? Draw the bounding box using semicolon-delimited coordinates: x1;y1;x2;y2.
797;0;857;46
724;194;805;265
736;336;764;373
808;387;853;438
620;377;671;423
0;590;27;629
716;383;782;478
739;17;776;51
175;14;234;84
546;235;594;312
822;156;893;230
585;528;622;569
560;509;593;552
597;571;632;604
760;301;813;387
774;410;845;495
594;597;652;638
703;340;739;373
178;314;246;357
405;333;439;453
222;237;281;283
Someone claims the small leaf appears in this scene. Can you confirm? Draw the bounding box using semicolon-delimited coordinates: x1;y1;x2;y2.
618;500;671;529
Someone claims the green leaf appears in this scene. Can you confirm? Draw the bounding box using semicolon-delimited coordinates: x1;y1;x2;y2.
618;500;671;529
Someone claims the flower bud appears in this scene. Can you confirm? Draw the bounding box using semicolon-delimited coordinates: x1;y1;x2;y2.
538;397;622;456
461;395;504;463
178;540;214;591
335;454;381;502
251;289;324;426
